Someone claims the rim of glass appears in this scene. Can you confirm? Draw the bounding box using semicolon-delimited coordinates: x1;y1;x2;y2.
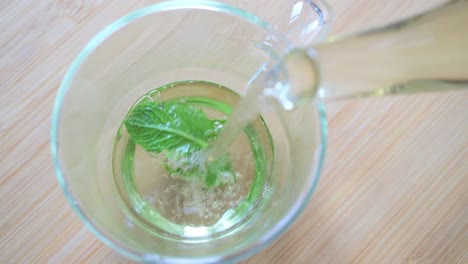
50;0;328;263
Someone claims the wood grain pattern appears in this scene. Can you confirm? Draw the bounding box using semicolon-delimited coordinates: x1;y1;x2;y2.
1;0;466;263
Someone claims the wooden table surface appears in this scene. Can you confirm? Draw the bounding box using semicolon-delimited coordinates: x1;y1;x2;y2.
1;0;467;263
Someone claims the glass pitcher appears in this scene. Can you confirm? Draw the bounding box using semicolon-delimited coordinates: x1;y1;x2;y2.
284;0;468;101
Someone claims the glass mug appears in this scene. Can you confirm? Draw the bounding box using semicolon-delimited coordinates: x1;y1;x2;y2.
51;1;330;263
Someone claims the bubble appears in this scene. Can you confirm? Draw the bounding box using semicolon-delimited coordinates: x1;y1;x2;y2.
148;89;161;100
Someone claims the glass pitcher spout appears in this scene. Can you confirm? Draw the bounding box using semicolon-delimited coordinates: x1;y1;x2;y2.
306;0;468;100
248;0;334;109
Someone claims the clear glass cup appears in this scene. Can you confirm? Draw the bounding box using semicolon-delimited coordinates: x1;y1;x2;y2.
51;1;329;263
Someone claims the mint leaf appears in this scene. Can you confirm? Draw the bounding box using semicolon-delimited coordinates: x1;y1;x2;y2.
164;151;235;187
205;155;235;186
125;101;214;153
124;99;233;186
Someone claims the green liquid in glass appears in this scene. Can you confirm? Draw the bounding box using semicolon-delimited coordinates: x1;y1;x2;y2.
112;81;273;238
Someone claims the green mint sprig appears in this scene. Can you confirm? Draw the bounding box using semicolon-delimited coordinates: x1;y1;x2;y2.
124;100;234;186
